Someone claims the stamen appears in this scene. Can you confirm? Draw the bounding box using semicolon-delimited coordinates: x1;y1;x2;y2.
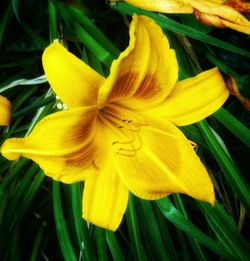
111;119;145;157
112;133;135;145
116;148;137;157
100;109;122;125
119;119;141;132
98;105;147;157
113;129;142;157
129;120;148;127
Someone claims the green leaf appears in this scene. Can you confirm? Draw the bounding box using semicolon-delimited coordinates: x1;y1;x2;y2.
237;74;250;99
65;4;120;58
106;231;126;261
29;223;46;261
173;195;208;261
197;120;250;213
136;199;171;261
52;181;77;261
95;227;109;261
213;108;250;149
68;184;96;261
126;195;147;261
157;198;236;259
198;201;250;260
74;24;114;68
48;0;58;41
111;2;250;58
0;4;13;47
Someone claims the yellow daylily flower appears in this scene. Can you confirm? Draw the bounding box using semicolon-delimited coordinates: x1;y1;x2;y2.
1;16;229;231
0;96;11;126
124;0;250;34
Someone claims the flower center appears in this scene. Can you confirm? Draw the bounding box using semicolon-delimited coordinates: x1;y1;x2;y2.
112;119;144;157
98;103;148;157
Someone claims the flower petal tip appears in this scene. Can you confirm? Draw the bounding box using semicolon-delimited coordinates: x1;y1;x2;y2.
42;42;104;108
0;96;11;126
82;213;120;231
0;138;22;161
206;191;216;207
197;183;216;207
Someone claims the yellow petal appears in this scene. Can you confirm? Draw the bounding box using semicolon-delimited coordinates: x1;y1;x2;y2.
192;0;250;34
114;119;215;204
83;160;129;231
184;0;250;25
221;18;250;34
98;15;178;110
124;0;193;13
0;96;11;126
124;0;250;34
143;68;229;126
211;0;226;3
42;42;105;108
1;106;98;183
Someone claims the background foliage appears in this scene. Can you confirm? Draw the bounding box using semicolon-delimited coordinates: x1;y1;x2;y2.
0;0;250;260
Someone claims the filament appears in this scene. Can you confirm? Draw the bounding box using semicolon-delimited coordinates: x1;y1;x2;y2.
98;104;146;157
